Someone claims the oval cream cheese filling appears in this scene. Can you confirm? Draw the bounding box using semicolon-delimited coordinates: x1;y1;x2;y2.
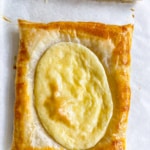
34;42;113;150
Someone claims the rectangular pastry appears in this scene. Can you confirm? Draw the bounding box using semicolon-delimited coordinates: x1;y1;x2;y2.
11;20;133;150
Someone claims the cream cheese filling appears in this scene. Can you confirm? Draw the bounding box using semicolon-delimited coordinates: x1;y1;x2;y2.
34;42;113;149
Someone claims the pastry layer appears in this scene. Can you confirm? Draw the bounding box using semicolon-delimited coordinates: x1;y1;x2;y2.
11;20;133;150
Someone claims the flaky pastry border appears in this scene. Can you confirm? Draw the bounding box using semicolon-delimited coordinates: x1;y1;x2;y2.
11;20;133;150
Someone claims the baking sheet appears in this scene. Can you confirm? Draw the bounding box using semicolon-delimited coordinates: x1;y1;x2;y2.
0;0;150;150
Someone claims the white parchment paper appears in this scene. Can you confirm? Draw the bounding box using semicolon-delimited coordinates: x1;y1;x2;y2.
0;0;150;150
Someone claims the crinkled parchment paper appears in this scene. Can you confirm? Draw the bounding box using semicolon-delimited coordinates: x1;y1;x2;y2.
0;0;150;149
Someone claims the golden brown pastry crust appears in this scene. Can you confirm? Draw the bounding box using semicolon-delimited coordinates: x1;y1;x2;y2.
11;20;133;150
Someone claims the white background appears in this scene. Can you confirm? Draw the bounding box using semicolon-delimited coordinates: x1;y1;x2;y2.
0;0;150;150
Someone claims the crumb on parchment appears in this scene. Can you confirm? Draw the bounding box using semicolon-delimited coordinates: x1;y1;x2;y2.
1;16;12;23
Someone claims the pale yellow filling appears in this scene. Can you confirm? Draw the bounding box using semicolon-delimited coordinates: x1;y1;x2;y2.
34;42;113;150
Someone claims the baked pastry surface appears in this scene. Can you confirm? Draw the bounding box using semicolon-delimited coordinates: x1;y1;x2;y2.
11;20;133;150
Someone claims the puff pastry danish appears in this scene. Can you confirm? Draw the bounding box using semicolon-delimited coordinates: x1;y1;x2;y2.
11;20;133;150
